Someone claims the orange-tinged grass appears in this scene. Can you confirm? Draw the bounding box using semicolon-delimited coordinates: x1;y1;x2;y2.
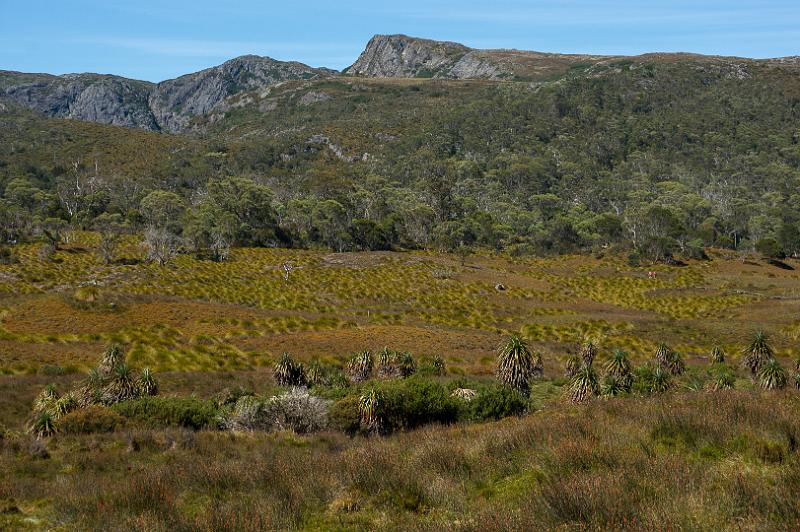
2;240;800;374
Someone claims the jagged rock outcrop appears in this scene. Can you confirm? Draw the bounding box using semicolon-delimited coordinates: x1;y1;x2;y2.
0;56;335;132
344;34;770;82
345;34;506;79
149;55;334;131
0;73;158;129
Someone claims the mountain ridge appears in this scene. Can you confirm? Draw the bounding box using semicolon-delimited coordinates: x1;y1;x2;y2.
0;55;334;132
2;34;799;131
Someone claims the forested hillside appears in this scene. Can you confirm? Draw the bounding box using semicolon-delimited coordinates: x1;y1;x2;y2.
2;38;800;262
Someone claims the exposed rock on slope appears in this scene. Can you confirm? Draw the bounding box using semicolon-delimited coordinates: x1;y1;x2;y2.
344;34;774;82
0;56;334;132
343;34;616;80
0;72;158;129
345;34;505;79
149;55;334;131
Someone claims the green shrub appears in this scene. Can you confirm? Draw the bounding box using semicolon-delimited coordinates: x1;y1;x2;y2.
378;377;460;432
469;385;527;421
59;406;126;434
38;365;67;376
755;237;784;259
111;397;218;430
329;395;362;435
633;364;671;395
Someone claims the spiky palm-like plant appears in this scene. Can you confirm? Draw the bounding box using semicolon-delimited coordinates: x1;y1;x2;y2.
306;359;328;386
654;343;673;369
274;353;296;386
379;347;393;368
101;363;140;405
359;388;383;433
758;358;787;390
579;340;598;367
53;393;78;420
497;336;534;396
98;343;124;376
564;355;580;379
667;351;686;376
650;366;671;394
742;331;774;378
73;384;99;408
710;345;725;364
569;365;599;404
72;368;106;408
377;347;399;378
293;362;308;387
33;385;58;414
348;350;374;383
604;349;633;390
29;411;56;439
87;368;104;387
138;368;159;396
274;353;307;387
398;352;416;378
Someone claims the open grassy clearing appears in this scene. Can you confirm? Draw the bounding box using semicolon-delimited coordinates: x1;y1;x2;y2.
3;238;800;529
1;235;800;376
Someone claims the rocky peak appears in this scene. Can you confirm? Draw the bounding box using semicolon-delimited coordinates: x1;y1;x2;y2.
0;72;159;129
0;56;336;132
345;34;506;79
150;55;334;131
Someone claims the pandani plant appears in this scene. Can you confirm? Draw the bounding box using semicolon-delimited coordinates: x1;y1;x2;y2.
579;339;598;367
604;349;633;391
564;355;580;379
650;366;671;394
306;359;328;387
348;350;374;383
742;331;774;379
497;335;534;397
710;345;725;364
758;358;787;390
359;387;383;433
569;365;600;404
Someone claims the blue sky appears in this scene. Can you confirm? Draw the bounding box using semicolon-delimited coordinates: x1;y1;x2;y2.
2;0;799;81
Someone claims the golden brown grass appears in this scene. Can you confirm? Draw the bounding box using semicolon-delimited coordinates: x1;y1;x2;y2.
2;240;800;374
2;389;800;530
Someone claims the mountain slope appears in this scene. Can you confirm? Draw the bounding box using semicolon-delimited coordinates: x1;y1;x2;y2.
0;71;158;129
0;56;335;132
344;34;617;80
343;34;800;82
149;55;335;132
2;34;799;133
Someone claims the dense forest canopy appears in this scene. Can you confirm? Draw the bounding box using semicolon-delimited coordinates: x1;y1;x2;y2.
2;58;800;262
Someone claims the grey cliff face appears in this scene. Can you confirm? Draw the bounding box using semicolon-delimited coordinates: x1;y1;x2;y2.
0;56;334;132
345;34;506;79
0;74;158;129
150;55;333;132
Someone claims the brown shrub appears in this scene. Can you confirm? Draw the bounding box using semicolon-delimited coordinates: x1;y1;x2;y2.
59;405;126;434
